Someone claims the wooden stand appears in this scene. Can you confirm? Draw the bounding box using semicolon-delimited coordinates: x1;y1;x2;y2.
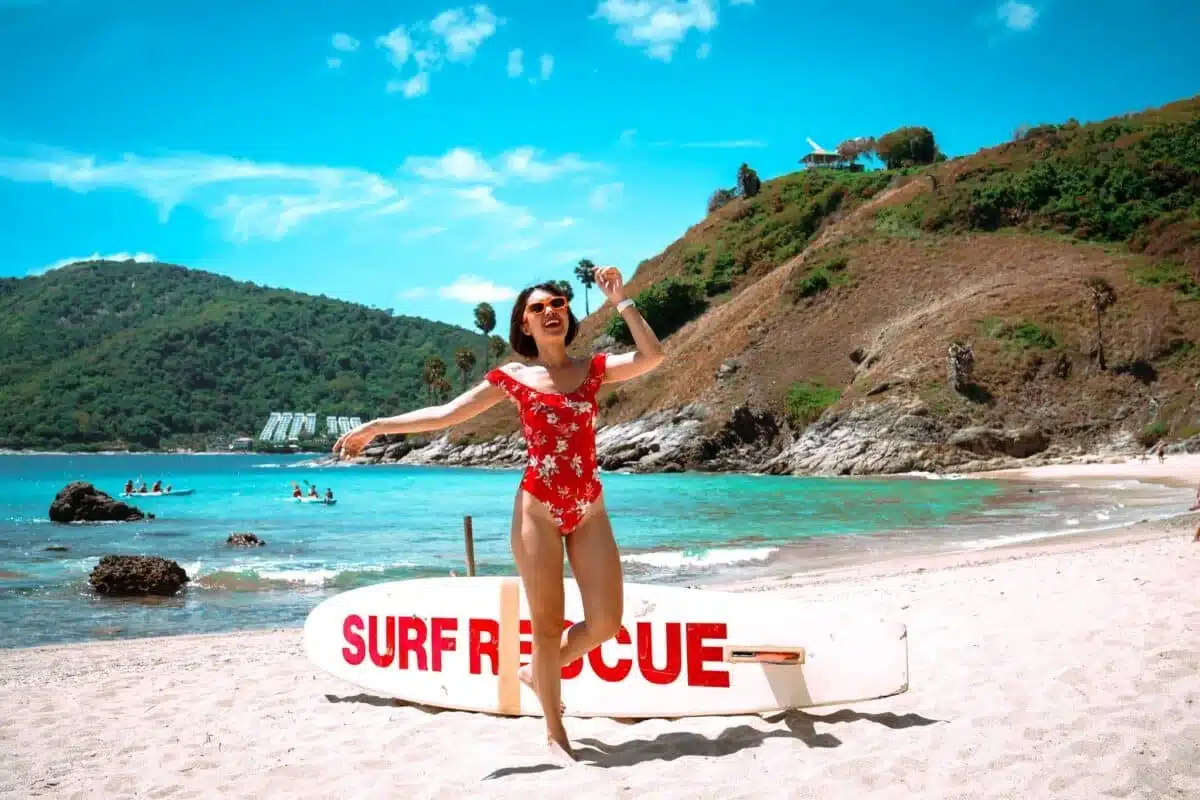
463;515;477;577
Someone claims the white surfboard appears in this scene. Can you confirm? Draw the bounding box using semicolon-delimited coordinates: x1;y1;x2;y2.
302;576;908;718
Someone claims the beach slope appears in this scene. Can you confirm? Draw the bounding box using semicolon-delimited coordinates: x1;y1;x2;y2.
2;514;1198;799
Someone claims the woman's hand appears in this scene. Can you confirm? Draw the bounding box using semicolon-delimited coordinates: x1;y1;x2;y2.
331;420;381;460
594;265;627;305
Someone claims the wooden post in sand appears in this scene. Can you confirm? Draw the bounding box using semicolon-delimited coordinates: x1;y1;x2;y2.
463;515;477;576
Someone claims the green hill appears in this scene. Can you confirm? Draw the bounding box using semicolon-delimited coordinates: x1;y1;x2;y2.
0;260;490;450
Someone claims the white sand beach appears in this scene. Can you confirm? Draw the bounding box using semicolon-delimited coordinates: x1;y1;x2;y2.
2;458;1198;799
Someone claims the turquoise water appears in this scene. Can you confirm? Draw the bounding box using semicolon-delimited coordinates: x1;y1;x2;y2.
0;453;1187;648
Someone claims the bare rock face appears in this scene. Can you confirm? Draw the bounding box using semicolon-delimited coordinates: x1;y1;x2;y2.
49;482;149;523
947;342;975;393
88;555;189;596
226;533;265;547
948;426;1049;459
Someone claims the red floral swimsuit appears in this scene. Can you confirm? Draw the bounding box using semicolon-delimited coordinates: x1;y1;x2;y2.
485;353;607;534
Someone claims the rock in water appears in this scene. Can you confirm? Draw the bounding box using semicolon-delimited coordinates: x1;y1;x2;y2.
226;532;265;547
88;555;189;596
48;481;147;523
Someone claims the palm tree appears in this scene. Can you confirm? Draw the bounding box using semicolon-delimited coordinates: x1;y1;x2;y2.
433;376;453;404
574;258;597;315
488;335;508;363
1083;276;1117;371
423;356;447;403
454;347;477;392
474;302;496;369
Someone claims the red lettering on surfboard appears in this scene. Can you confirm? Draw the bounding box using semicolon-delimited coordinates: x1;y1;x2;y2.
342;614;366;665
589;625;632;682
397;616;427;671
341;615;731;688
637;621;682;684
519;619;584;678
468;617;499;675
686;622;730;688
369;615;396;668
430;617;457;672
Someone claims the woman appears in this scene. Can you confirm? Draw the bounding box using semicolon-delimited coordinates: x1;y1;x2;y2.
331;265;664;759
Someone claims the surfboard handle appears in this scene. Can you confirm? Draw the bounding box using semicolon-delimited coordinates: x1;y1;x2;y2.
724;646;806;665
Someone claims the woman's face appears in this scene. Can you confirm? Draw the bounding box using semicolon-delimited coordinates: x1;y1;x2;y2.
521;288;569;344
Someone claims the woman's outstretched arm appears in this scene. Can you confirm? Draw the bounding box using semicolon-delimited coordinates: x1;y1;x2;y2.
594;266;665;385
332;378;506;459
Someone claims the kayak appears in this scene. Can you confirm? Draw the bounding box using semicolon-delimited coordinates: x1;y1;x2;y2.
121;489;195;498
295;496;337;505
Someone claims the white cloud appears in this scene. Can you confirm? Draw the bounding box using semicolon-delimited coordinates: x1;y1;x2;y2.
376;26;413;67
488;238;540;260
32;251;157;276
996;1;1037;31
387;72;430;98
539;53;554;80
375;5;502;98
592;0;718;62
431;6;500;61
696;42;711;59
507;48;523;77
588;182;623;210
618;128;637;146
326;56;343;69
405;147;499;182
0;146;399;241
437;274;518;303
332;33;360;52
549;247;600;264
544;217;576;230
680;139;766;148
454;185;509;215
401;225;448;242
398;287;429;299
403;146;595;184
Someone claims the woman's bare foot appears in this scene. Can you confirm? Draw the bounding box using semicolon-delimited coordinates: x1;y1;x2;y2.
518;663;566;713
546;726;577;763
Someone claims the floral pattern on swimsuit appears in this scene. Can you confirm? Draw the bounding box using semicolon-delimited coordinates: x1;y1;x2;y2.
485;353;607;534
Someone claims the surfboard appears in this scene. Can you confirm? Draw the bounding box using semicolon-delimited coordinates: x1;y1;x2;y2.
302;576;909;718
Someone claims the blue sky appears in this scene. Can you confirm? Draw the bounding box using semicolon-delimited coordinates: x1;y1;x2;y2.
1;0;1197;328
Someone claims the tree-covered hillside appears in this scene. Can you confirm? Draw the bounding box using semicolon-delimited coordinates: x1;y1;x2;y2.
0;260;490;450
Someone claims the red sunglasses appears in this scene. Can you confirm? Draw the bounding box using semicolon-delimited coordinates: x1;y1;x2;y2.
526;296;568;314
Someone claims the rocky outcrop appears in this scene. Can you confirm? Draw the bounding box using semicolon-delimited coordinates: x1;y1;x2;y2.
947;342;975;393
88;555;189;596
49;482;150;523
1167;435;1200;455
765;398;1053;476
947;425;1049;459
226;533;265;547
355;396;1071;477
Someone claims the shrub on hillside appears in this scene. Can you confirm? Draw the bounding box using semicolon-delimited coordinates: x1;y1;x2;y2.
786;381;841;427
737;163;762;199
894;101;1200;267
874;126;939;169
606;277;708;345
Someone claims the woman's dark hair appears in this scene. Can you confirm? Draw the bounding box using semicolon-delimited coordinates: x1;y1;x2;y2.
508;282;579;359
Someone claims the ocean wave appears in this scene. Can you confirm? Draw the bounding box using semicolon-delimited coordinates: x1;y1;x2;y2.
192;559;419;591
621;546;778;570
953;509;1189;552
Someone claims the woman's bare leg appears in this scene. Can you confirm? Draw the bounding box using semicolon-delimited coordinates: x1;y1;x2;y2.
560;498;624;665
509;490;573;758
